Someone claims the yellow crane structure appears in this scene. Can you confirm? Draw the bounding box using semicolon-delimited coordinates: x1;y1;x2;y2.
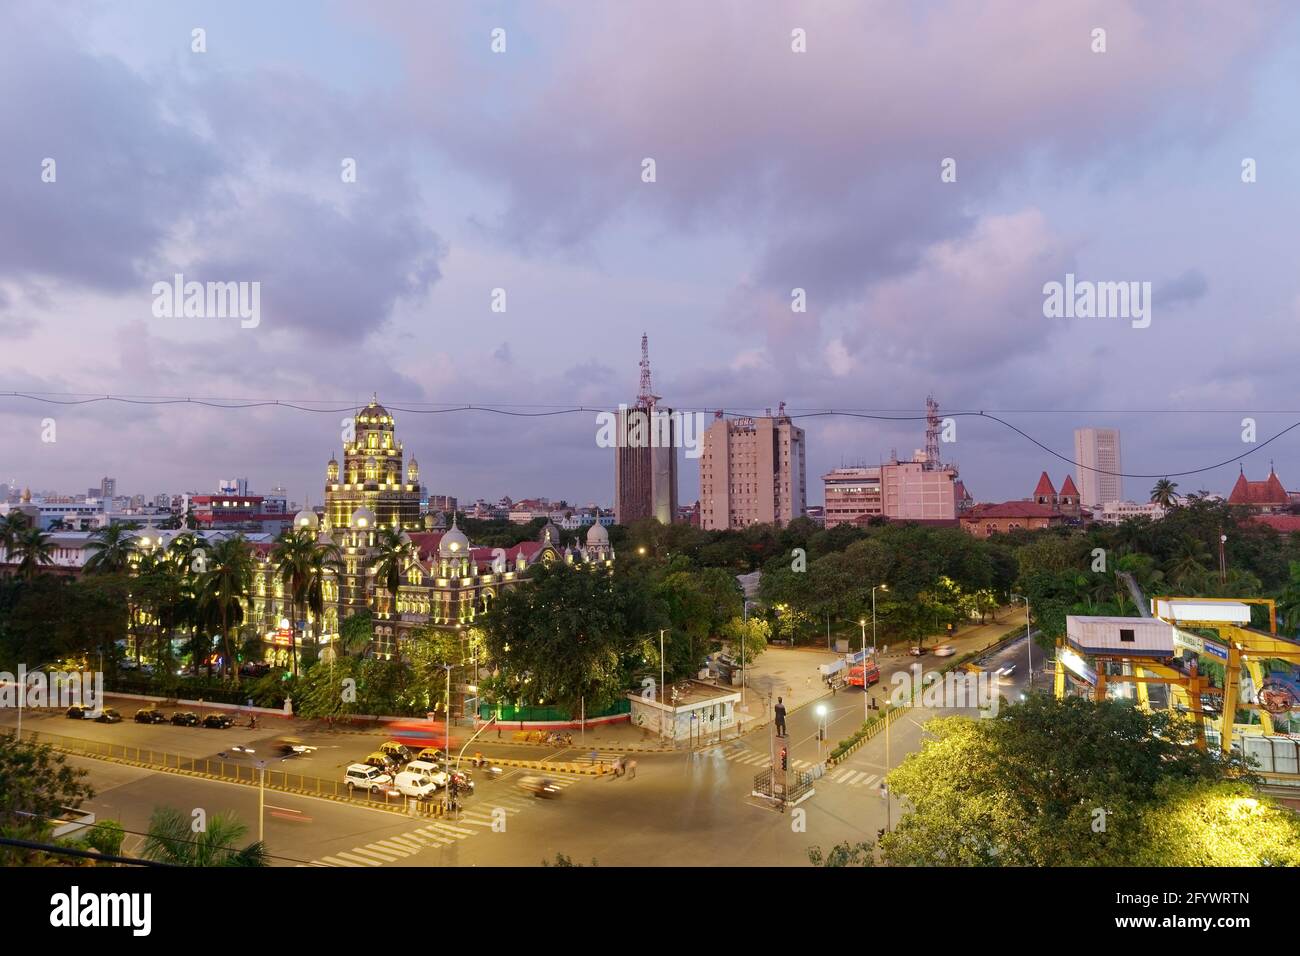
1054;597;1300;781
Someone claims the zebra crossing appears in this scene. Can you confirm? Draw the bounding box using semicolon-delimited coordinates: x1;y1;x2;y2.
298;776;581;867
697;744;881;788
697;744;816;772
825;767;881;789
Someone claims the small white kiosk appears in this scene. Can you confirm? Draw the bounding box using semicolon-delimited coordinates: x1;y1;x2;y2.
628;680;742;743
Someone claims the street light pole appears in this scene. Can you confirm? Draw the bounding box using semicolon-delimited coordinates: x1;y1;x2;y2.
872;583;887;654
659;629;666;704
444;664;453;753
858;619;868;726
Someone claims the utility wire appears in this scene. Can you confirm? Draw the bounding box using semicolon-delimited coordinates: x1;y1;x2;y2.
0;391;1291;482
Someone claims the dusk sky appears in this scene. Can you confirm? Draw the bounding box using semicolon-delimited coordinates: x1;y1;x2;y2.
4;0;1300;509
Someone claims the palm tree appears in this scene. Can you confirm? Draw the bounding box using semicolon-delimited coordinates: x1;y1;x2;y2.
198;536;255;680
371;526;409;614
141;806;267;866
84;523;138;575
11;526;55;581
1150;478;1179;508
305;538;343;657
271;529;315;678
1167;534;1211;589
0;512;31;571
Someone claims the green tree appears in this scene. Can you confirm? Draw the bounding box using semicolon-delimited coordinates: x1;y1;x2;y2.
141;806;268;866
82;523;138;576
721;615;769;663
197;535;254;681
1150;478;1179;508
480;563;658;716
807;841;877;867
339;609;374;658
881;695;1259;866
0;733;95;865
11;526;55;581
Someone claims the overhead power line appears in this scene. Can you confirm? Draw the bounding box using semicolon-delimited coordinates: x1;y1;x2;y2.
0;390;1292;482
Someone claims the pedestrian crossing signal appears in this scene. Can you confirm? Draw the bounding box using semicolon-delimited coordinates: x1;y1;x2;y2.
780;747;788;771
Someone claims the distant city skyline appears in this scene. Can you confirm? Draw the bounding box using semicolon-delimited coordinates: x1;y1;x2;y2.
4;3;1300;507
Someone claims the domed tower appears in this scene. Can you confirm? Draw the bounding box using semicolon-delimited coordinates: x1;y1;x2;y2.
438;515;471;579
324;394;421;533
585;520;611;562
407;455;419;483
326;454;339;483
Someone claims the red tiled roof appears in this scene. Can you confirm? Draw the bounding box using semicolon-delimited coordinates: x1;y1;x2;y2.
1251;514;1300;533
1228;470;1288;506
1059;475;1080;496
1032;472;1056;498
962;501;1060;520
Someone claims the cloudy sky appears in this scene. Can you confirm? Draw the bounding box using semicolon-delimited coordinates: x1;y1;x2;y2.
3;0;1300;509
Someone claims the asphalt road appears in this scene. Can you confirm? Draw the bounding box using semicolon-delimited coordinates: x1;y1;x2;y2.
20;633;1038;866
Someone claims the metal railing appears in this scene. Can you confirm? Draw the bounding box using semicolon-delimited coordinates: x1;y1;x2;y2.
16;728;419;813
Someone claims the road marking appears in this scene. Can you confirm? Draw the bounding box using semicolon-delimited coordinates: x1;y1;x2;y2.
373;839;418;856
426;821;474;837
830;768;852;781
334;851;384;866
405;829;452;846
318;855;363;867
454;816;497;828
353;845;404;861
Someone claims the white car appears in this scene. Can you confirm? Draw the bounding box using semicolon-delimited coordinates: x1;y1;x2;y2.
343;763;392;793
393;771;441;799
934;645;955;657
404;760;450;789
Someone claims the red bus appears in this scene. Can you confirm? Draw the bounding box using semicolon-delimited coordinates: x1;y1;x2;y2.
846;661;881;688
385;718;459;752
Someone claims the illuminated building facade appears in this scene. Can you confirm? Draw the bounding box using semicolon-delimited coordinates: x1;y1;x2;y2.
247;396;615;665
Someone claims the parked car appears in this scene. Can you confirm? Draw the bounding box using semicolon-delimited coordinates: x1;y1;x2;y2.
344;764;393;793
170;711;201;726
414;747;446;764
363;751;401;772
94;709;123;723
909;646;926;657
379;741;414;764
65;705;92;719
203;713;234;729
393;770;440;799
118;659;139;671
518;775;561;799
134;709;168;724
404;760;449;789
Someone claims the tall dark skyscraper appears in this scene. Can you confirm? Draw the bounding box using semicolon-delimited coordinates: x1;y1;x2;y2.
614;334;678;525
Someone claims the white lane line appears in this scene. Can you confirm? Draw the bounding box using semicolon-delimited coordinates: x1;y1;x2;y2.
318;855;362;867
830;768;852;781
334;851;384;867
859;774;880;788
410;828;453;845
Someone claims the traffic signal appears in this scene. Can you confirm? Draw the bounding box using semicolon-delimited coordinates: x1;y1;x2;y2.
780;747;788;771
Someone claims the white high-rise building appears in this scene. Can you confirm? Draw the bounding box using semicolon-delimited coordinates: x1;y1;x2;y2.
1074;427;1122;509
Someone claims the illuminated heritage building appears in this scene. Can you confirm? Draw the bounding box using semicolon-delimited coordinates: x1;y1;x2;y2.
247;396;614;666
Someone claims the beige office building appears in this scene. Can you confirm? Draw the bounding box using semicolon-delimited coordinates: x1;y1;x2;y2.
699;410;806;529
1074;427;1123;509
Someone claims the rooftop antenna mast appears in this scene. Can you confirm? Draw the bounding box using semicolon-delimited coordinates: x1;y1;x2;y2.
637;332;660;407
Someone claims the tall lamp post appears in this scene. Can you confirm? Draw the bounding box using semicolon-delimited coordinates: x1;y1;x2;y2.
1011;593;1031;688
871;584;888;654
857;619;869;726
659;629;666;704
442;663;453;753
